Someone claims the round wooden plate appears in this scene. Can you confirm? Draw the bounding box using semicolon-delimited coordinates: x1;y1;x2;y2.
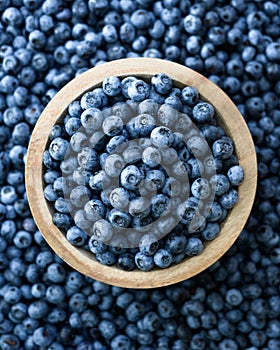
25;58;257;289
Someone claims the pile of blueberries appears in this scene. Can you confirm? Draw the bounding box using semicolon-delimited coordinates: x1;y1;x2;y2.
44;72;244;271
0;0;280;349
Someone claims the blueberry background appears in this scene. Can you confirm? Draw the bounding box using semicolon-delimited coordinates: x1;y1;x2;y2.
0;0;280;349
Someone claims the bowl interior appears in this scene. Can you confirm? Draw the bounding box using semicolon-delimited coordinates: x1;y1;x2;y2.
25;58;257;288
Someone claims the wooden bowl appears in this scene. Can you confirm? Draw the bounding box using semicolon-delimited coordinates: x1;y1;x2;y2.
25;58;257;289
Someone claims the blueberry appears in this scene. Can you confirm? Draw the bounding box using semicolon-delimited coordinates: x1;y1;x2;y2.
0;335;21;350
132;35;148;52
129;197;150;219
127;79;150;102
185;237;204;256
181;86;199;106
70;185;91;208
66;226;88;246
158;299;176;319
103;76;122;96
142;147;161;168
130;9;152;29
192;102;215;124
145;170;165;191
177;197;199;225
117;253;135;271
102;115;123;136
49;137;69;161
212;137;234;160
266;42;280;62
91;219;113;243
225;288;243;306
162;177;182;198
3;107;23;127
206;202;223;222
151;194;170;218
160;7;181;25
120;165;144;191
81;107;104;133
104;154;125;177
96;251;117;266
84;199;106;221
191;178;211;199
135;252;154;271
227;165;244;186
186;135;209;158
151;126;174;148
220;188;239;209
201;222;220;241
122;144;142;165
46;262;66;283
151;73;173;95
139;234;159;256
80;90;107;110
102;24;118;44
110;334;131;350
78;147;99;171
108;208;131;228
165;232;187;254
210;174;230;196
127;113;156;138
88;237;107;255
64;117;82;137
157;103;178;128
0;185;18;204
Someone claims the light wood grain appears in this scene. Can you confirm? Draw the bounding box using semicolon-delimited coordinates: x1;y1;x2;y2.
25;58;257;289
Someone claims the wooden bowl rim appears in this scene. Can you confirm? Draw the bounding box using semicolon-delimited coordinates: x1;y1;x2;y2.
25;58;257;289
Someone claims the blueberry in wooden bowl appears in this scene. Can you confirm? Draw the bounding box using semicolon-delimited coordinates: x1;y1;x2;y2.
25;58;257;288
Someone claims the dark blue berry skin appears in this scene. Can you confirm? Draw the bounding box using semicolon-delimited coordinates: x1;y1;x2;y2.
192;102;215;124
128;79;150;102
120;165;144;191
78;147;100;172
151;194;170;219
191;178;211;199
227;165;244;186
150;126;174;148
65;117;82;137
53;213;72;230
108;208;131;228
102;115;123;137
165;232;187;254
49;137;69;161
130;9;153;29
96;251;117;266
177;197;199;225
212;137;234;160
149;19;165;40
153;248;173;268
220;189;239;209
185;237;204;256
127;114;156;138
151;73;173;95
80;90;107;110
117;253;135;271
103;76;122;96
135;251;154;271
139;234;159;256
201;222;220;241
88;237;107;255
66;226;88;246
